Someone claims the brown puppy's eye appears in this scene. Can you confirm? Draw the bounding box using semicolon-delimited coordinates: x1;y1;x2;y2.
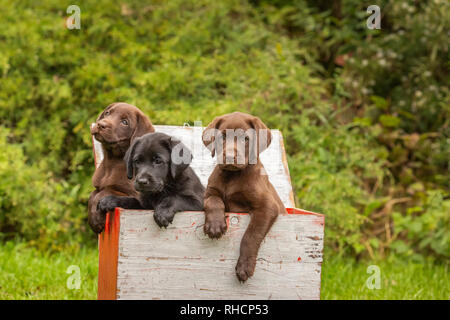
105;111;110;116
121;119;129;126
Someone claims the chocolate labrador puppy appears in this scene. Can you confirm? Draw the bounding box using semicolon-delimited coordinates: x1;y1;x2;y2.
202;112;285;282
88;102;155;233
97;132;205;228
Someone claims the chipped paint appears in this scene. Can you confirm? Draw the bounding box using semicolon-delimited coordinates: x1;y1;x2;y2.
112;210;324;300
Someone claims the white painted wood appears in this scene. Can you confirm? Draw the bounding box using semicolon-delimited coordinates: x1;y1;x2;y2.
116;210;324;300
91;124;295;208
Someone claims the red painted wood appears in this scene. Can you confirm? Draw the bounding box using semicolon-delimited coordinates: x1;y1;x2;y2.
286;207;323;216
97;208;120;300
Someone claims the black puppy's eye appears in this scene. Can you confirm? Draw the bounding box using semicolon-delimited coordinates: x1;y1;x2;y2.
133;158;140;164
121;119;129;126
153;158;163;165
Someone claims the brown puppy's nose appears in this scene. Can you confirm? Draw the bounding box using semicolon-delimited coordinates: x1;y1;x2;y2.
97;120;109;131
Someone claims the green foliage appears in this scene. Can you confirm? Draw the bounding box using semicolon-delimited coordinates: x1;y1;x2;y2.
0;0;448;262
251;0;449;260
287;118;387;254
0;127;91;250
392;190;449;260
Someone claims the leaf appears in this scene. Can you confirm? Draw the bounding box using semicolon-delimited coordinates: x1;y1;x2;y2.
370;95;388;110
275;42;283;57
391;240;409;254
364;200;383;216
379;115;401;128
353;117;372;127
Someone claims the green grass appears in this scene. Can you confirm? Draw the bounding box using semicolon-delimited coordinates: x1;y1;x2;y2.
0;242;97;299
322;254;449;300
0;242;447;299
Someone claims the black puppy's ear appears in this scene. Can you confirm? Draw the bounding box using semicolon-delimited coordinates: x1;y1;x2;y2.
169;137;193;179
124;137;140;179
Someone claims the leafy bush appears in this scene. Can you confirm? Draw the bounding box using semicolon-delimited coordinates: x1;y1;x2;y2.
0;128;90;250
251;0;449;260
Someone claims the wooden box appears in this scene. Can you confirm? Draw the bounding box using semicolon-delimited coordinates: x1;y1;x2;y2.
94;125;324;300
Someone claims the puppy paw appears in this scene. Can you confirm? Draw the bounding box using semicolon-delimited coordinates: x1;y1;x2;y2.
153;209;175;228
235;256;256;282
97;196;119;214
89;211;106;234
204;215;227;239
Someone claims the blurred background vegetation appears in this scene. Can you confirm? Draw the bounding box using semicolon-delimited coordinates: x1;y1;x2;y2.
0;0;448;289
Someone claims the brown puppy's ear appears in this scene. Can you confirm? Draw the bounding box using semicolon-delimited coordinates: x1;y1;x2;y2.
131;110;155;142
202;116;223;157
168;137;192;179
250;115;272;154
124;138;141;179
96;103;117;121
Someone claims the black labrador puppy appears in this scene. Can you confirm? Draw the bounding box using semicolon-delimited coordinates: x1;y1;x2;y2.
98;132;205;227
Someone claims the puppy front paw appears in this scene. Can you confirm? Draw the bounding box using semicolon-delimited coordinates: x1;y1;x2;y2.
204;215;227;239
235;256;256;282
89;211;106;234
97;196;120;214
153;209;175;228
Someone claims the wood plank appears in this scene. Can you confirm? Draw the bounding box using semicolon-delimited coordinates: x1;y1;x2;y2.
115;209;324;300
